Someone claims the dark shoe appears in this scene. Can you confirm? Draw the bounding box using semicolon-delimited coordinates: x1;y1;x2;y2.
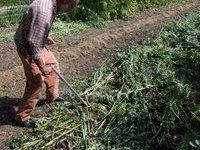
37;95;68;107
46;97;66;104
13;119;37;128
36;100;46;107
46;94;68;104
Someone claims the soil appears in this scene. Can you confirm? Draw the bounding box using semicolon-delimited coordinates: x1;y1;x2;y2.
0;1;200;149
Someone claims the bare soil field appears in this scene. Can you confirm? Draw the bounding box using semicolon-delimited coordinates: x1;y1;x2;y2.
0;1;200;149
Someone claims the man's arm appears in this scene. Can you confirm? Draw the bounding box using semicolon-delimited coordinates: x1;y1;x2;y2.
46;36;56;45
27;11;53;75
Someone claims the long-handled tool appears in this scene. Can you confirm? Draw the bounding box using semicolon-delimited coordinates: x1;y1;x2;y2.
52;67;89;107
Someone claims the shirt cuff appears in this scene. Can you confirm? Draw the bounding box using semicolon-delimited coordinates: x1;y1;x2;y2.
31;48;43;60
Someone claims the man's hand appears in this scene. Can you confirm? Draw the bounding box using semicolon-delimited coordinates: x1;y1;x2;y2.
40;66;52;76
34;57;52;76
46;37;55;45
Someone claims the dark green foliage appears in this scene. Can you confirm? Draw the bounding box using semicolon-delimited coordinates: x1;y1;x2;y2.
0;0;28;6
0;7;25;27
0;0;187;28
80;0;137;20
157;10;200;49
152;10;200;91
58;0;185;22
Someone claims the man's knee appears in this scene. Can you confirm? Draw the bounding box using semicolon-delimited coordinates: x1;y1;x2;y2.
27;74;43;89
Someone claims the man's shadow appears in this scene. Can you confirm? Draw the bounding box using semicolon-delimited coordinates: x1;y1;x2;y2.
0;97;19;126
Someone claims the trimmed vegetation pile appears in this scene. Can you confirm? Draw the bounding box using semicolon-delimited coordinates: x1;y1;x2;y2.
11;9;200;150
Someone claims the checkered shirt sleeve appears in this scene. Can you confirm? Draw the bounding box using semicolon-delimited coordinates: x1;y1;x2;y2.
27;11;52;59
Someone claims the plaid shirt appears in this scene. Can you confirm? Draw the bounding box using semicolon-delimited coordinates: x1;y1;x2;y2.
14;0;57;59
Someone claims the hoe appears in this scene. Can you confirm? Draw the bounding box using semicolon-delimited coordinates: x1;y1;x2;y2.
52;67;89;107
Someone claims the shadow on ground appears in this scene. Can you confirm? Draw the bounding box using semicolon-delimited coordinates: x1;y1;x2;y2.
0;97;19;126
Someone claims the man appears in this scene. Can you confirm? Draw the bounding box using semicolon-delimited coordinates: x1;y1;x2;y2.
14;0;80;128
